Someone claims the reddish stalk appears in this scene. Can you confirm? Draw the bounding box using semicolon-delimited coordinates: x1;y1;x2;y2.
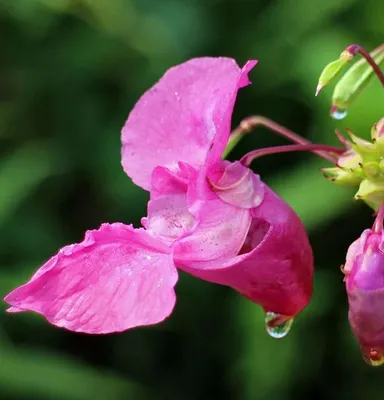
241;143;344;167
373;203;384;233
227;116;338;163
345;44;384;86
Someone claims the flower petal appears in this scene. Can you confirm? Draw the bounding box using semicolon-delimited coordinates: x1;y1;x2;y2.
142;165;197;245
174;182;252;266
177;186;313;317
144;193;196;245
209;161;264;208
145;163;252;265
4;223;178;334
121;58;257;190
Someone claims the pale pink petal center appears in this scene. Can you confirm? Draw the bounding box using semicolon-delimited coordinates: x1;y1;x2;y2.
209;161;264;208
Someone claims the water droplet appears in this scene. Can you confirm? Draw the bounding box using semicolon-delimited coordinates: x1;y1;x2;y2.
330;106;348;120
156;278;164;287
265;312;294;339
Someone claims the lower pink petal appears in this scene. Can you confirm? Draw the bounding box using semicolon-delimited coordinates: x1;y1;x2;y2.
177;186;313;317
4;223;178;334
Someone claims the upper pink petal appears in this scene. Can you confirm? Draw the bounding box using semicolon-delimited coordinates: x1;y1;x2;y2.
121;58;257;190
177;186;314;317
4;223;178;334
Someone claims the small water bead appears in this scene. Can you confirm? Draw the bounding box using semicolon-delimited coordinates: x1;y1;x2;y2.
265;312;294;339
330;106;348;120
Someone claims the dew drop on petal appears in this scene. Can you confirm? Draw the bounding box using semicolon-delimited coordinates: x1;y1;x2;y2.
330;106;348;120
265;312;294;339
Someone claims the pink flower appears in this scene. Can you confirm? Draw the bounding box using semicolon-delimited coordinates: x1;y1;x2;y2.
343;209;384;365
4;58;313;334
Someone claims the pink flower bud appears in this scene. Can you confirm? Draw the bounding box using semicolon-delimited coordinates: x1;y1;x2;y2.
344;209;384;366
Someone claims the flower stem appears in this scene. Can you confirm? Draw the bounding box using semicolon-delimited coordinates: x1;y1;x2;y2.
241;143;344;167
345;44;384;86
224;115;337;163
373;203;384;233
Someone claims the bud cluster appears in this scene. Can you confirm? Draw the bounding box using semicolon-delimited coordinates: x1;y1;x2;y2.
322;118;384;211
317;43;384;366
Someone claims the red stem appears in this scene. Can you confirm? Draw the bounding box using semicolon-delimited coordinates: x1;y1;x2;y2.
373;203;384;233
346;44;384;86
229;116;337;163
241;144;344;167
231;116;311;145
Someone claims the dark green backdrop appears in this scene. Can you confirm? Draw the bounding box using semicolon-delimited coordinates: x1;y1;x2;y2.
1;0;383;399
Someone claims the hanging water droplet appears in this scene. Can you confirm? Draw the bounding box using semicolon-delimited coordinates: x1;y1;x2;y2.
330;106;348;120
265;312;294;339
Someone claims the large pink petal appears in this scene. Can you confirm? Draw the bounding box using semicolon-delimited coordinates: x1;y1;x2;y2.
177;186;313;317
121;58;257;190
4;223;178;334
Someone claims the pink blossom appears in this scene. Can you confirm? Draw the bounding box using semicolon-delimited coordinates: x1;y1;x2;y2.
5;58;313;334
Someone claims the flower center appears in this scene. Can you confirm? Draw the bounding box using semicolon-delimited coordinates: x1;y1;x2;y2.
208;161;264;209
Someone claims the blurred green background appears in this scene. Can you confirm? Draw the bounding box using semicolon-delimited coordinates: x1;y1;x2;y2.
1;0;383;399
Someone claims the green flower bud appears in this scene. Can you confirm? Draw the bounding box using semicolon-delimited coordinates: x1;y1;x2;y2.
315;58;350;96
371;117;384;148
355;179;384;211
321;167;362;186
331;46;384;117
323;120;384;211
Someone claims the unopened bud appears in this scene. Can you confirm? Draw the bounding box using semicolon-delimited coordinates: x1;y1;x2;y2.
321;167;361;186
323;124;384;211
371;117;384;147
316;58;349;96
354;179;384;210
343;209;384;366
332;45;384;114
